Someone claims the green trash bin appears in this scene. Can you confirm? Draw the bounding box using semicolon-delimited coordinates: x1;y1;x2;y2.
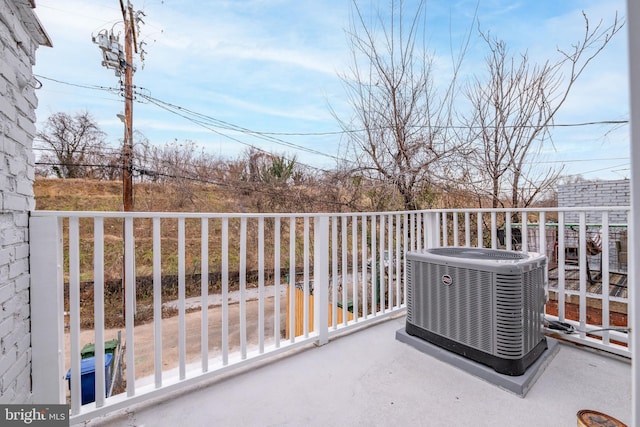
80;343;95;359
81;340;118;359
104;339;118;356
337;300;354;313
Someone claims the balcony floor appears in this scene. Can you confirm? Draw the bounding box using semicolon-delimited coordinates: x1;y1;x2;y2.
84;316;631;427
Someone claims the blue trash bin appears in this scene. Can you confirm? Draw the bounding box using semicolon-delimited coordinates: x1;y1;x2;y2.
65;353;113;404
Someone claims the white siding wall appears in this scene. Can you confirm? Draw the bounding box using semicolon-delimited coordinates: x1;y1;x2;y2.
0;0;47;404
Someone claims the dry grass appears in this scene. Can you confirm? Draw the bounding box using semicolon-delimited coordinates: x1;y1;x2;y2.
34;178;236;212
34;178;307;327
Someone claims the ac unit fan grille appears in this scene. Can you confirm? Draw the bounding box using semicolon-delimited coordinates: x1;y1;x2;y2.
407;262;494;354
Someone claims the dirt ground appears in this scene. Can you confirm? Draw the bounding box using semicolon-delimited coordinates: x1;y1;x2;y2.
65;293;288;383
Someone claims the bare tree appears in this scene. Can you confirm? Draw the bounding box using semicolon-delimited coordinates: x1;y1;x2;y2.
134;139;228;208
36;111;110;178
334;0;470;210
463;13;623;210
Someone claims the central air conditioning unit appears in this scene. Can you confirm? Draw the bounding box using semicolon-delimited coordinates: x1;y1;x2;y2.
406;247;547;376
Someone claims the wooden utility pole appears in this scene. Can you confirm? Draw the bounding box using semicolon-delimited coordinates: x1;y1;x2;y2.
119;0;139;320
93;2;143;210
94;1;145;319
121;0;135;211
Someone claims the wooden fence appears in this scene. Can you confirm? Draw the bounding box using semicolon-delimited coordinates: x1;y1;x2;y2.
285;286;353;337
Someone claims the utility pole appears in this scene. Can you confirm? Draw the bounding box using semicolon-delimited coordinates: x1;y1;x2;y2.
122;0;135;211
93;1;146;319
93;0;146;211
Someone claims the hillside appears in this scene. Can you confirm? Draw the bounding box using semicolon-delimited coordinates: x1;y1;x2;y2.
34;178;236;212
33;178;303;328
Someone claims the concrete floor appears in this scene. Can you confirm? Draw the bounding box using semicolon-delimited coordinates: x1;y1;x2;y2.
84;316;631;427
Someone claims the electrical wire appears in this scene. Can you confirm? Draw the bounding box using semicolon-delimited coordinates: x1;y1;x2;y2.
33;140;625;196
35;161;120;169
135;91;630;189
137;93;344;164
35;74;630;186
131;167;360;210
36;75;628;144
34;74;345;170
33;145;125;156
545;319;630;335
135;92;630;189
35;74;120;94
34;160;360;210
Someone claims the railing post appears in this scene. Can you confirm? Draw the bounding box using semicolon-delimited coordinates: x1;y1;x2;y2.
314;215;329;346
424;212;439;248
490;211;497;249
29;216;65;404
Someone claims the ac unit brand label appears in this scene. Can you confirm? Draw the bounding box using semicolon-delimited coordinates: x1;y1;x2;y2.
441;274;453;286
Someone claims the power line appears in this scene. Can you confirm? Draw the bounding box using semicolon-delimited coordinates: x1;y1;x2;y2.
34;160;358;210
565;162;630;178
35;74;630;181
36;148;628;205
551;120;628;127
35;74;629;137
34;74;345;163
37;138;628;194
34;74;120;93
232;120;629;135
137;94;340;176
526;156;629;165
33;145;125;156
135;90;630;176
34;134;630;168
138;93;343;162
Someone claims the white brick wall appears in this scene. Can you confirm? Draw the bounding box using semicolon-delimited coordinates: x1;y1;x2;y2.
557;179;630;224
0;0;49;404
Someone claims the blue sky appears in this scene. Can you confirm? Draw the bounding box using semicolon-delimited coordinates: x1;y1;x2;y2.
33;0;629;181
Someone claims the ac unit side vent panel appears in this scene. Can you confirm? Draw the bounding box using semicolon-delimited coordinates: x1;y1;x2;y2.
406;260;414;320
405;247;547;376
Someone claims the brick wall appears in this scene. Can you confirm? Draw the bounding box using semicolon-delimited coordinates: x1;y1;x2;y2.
0;0;49;404
557;179;630;224
546;300;628;329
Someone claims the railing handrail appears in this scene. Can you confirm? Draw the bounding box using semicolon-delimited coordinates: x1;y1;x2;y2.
29;205;632;219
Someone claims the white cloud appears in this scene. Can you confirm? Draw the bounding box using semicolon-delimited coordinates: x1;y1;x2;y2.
32;0;630;179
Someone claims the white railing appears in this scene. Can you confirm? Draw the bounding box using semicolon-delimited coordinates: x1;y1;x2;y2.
29;206;631;423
